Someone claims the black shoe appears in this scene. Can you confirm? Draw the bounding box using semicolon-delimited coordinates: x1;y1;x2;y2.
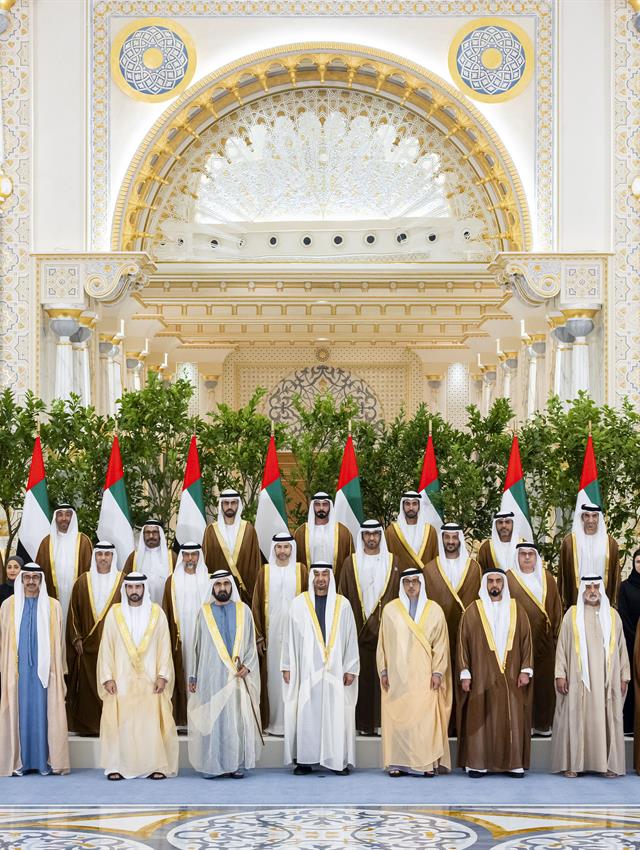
508;771;524;778
467;770;485;779
294;764;313;775
331;767;350;776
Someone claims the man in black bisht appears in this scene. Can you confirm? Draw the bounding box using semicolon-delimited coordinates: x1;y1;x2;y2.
618;547;640;733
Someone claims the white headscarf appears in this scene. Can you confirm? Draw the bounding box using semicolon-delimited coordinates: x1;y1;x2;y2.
575;576;612;691
216;489;244;552
268;532;297;568
173;543;212;620
396;491;429;554
120;572;153;647
512;542;544;602
135;521;170;603
572;504;608;579
14;565;51;688
50;506;79;623
211;569;240;602
478;570;512;666
307;492;337;564
355;520;390;618
89;541;119;617
490;511;520;572
438;523;470;588
399;568;428;622
308;561;337;635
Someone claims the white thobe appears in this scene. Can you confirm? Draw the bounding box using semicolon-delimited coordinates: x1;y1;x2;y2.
137;548;169;605
266;563;297;734
91;570;116;615
53;531;77;632
175;572;205;689
310;524;333;563
358;553;385;619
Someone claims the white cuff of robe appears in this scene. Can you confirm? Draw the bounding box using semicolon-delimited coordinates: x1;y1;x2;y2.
432;671;443;677
459;669;471;680
521;668;533;676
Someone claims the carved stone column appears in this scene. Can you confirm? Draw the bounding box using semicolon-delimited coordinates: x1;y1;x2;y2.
110;340;124;413
425;373;442;414
45;307;82;401
126;354;144;392
563;309;597;399
481;367;496;416
525;335;547;416
204;376;219;412
98;335;116;416
69;314;95;407
500;353;518;403
548;316;575;403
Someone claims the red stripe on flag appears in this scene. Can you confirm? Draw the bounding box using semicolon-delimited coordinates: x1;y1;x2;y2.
337;435;359;489
261;435;282;489
104;436;125;490
579;435;598;491
418;435;439;491
503;435;524;491
182;435;202;490
26;436;46;490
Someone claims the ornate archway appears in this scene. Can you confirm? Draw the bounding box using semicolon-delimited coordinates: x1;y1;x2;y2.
112;42;531;256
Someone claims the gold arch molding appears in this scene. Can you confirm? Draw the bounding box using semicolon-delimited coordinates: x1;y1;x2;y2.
112;42;532;255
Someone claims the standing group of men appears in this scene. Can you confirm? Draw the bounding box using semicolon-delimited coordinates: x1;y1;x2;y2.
0;486;637;781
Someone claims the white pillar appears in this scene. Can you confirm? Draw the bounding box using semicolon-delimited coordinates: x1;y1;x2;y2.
98;338;115;416
126;356;143;392
70;323;92;406
46;308;81;402
204;377;219;412
425;374;442;414
564;312;596;399
551;326;574;402
530;336;547;414
110;342;123;412
481;368;496;416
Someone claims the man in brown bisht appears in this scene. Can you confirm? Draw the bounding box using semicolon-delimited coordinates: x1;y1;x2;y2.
202;489;262;606
162;541;212;729
294;492;353;584
477;511;520;574
507;542;562;736
35;503;93;631
457;568;533;778
66;541;124;736
123;520;177;605
385;491;439;574
554;576;629;778
252;532;308;734
558;503;620;610
423;522;481;731
338;519;400;735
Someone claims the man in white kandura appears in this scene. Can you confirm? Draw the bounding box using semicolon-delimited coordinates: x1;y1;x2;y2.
281;562;360;775
97;572;178;781
123;520;176;605
188;569;262;779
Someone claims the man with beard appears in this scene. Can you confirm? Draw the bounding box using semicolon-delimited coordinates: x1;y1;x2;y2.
554;577;629;777
507;543;562;736
0;564;69;776
558;504;620;609
203;489;262;606
66;541;124;735
423;522;481;732
282;563;359;775
123;520;176;604
35;504;93;631
457;569;533;778
338;519;400;735
188;570;261;779
251;532;307;735
385;492;439;574
477;512;520;574
294;493;353;584
162;542;212;728
97;573;178;780
618;548;640;733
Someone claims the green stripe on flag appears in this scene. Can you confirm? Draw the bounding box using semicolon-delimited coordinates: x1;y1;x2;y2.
341;476;364;524
509;478;531;525
584;479;602;508
110;477;132;523
187;478;206;519
31;479;52;521
266;478;287;525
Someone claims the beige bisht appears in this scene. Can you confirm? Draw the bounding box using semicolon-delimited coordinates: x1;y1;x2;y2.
552;577;629;775
0;569;69;776
97;575;178;778
377;569;451;774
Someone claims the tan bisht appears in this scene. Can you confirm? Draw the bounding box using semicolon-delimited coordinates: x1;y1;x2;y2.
457;571;533;774
97;574;178;779
377;571;451;775
66;547;124;735
338;520;401;734
506;544;562;734
558;532;620;610
35;532;92;601
553;577;629;776
252;546;308;733
0;570;69;776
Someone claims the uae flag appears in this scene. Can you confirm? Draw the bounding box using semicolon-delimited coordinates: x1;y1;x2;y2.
418;434;444;530
255;434;288;559
16;436;52;562
97;435;135;566
334;434;364;544
498;434;534;541
575;434;602;514
174;435;207;549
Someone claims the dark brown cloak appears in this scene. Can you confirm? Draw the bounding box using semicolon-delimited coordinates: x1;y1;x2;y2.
507;568;562;732
161;574;188;726
384;522;439;571
633;619;640;773
35;532;93;600
558;533;620;611
477;539;501;573
65;569;124;735
202;520;262;606
338;553;401;734
251;562;308;730
456;599;533;772
293;522;354;584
